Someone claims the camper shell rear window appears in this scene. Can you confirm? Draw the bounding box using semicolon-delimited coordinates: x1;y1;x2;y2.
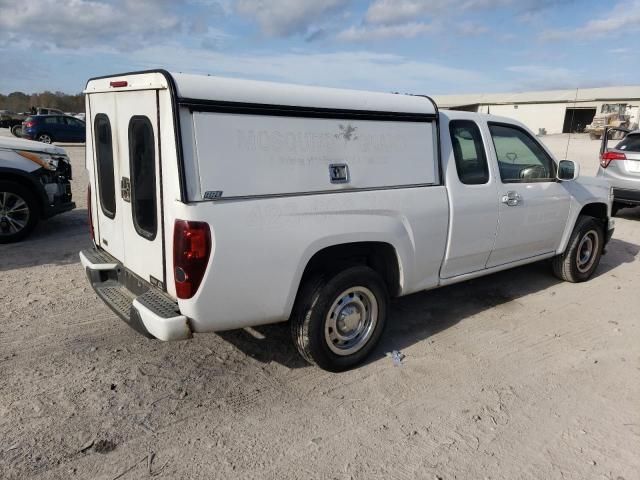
128;116;157;240
94;114;116;218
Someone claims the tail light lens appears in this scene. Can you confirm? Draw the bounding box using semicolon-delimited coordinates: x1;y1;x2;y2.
87;185;94;242
24;121;34;128
600;151;626;168
173;220;211;299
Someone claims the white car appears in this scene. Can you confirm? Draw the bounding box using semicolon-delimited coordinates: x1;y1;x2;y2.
80;70;614;371
0;136;75;242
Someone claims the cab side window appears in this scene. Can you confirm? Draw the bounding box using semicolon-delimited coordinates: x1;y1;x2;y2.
449;120;489;185
489;124;556;183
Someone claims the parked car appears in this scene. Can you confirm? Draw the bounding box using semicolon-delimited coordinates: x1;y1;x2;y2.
21;115;86;144
1;110;28;136
80;70;614;371
598;127;640;215
0;136;75;243
75;113;86;121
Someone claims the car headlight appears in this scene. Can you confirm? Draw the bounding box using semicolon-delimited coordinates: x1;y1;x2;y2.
16;150;58;171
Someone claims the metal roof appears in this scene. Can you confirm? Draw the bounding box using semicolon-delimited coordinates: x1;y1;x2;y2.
171;72;436;115
432;85;640;108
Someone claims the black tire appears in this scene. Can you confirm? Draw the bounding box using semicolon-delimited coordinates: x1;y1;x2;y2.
10;124;22;137
291;266;389;372
37;133;53;144
552;216;604;283
0;181;40;244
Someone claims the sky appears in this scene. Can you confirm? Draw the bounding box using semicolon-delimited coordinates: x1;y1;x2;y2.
0;0;638;95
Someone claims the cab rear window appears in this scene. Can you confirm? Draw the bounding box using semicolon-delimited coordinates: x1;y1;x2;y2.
616;134;640;152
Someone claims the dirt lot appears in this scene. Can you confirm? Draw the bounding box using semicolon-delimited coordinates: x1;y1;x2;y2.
1;131;639;480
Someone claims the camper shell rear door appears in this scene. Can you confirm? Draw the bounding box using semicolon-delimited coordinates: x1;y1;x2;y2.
86;77;166;289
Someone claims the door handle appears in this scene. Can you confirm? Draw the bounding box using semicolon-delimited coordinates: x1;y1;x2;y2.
121;177;131;202
501;191;522;206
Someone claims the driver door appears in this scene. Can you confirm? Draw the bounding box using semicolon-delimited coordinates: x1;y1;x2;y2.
486;122;571;268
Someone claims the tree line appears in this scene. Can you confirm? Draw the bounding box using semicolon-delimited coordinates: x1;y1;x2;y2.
0;91;85;114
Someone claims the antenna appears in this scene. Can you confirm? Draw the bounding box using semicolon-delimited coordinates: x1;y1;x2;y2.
564;87;579;160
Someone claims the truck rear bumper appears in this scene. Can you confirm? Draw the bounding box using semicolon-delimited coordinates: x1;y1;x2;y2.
79;248;192;341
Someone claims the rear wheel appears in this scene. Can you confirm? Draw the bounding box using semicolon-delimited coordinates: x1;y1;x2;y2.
291;266;388;372
37;133;53;144
552;216;604;283
10;124;22;137
0;181;39;244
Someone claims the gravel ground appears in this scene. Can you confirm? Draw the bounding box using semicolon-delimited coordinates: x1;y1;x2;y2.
1;130;639;480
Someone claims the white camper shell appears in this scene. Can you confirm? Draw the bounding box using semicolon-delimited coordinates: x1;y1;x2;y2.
81;70;614;371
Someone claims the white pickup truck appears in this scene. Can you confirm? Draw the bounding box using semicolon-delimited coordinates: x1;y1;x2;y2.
80;70;614;371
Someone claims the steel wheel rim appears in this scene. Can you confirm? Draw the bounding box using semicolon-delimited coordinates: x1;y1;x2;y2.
325;286;378;356
0;191;30;236
576;229;599;273
39;134;51;143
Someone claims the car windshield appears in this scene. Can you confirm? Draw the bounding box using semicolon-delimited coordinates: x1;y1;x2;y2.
615;134;640;152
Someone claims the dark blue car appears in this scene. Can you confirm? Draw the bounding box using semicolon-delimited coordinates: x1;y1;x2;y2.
22;115;86;144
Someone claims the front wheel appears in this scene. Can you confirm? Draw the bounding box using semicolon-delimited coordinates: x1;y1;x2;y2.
0;181;39;243
552;216;604;283
291;266;388;372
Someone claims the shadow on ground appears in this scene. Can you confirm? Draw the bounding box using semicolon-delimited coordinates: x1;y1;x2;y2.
218;237;639;370
0;209;89;272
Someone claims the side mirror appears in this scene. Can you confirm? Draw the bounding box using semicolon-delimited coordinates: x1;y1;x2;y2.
558;160;580;181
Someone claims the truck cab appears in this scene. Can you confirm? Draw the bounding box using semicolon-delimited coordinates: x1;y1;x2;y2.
80;71;613;371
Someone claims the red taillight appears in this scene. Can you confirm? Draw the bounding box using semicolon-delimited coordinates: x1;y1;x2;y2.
87;185;94;242
24;121;34;128
110;80;128;88
600;150;626;168
173;220;211;299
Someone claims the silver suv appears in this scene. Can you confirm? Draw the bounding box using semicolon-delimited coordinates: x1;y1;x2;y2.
598;128;640;215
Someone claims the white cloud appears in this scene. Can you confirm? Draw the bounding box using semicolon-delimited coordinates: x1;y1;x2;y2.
540;1;640;41
364;0;572;26
126;45;490;94
336;22;436;42
456;21;489;36
506;64;579;90
365;0;511;25
235;0;352;36
0;0;226;50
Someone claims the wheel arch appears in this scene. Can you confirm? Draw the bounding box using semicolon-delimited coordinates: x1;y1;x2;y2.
558;202;609;254
288;240;403;318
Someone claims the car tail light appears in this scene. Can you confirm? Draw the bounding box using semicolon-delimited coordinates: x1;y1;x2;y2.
87;185;95;242
173;220;211;299
24;121;34;128
600;151;626;168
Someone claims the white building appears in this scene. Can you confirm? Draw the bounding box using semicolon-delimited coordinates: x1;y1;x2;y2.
432;86;640;135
